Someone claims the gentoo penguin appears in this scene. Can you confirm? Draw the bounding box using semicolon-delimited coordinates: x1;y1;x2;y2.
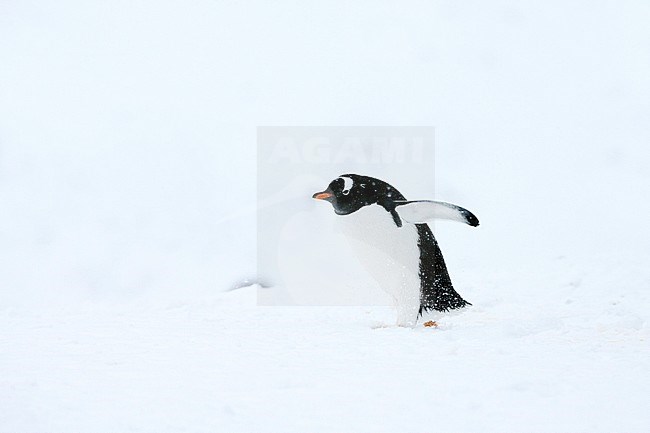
312;174;479;327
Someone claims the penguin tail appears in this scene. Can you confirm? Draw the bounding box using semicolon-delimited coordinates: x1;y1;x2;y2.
418;287;471;316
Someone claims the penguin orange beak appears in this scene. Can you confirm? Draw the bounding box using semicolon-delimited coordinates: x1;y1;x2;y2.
312;191;333;201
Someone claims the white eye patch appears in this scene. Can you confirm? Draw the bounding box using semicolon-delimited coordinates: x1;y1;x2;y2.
339;176;354;194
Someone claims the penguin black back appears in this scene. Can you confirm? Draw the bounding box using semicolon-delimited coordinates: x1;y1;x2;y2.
416;224;471;314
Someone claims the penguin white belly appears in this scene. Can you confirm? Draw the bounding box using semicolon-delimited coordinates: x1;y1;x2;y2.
336;204;422;326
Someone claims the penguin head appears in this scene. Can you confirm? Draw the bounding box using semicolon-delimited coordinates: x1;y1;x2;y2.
312;174;405;215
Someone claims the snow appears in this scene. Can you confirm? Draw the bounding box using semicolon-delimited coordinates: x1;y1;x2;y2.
2;280;648;433
1;0;650;431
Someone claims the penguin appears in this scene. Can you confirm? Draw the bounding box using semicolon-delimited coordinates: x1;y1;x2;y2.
312;174;479;327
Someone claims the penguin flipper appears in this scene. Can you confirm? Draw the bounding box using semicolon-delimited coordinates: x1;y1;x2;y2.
394;200;479;227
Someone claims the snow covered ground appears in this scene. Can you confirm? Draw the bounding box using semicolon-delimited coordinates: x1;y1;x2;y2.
2;274;648;433
1;1;650;432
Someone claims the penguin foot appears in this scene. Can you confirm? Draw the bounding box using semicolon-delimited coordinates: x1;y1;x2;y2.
423;320;438;328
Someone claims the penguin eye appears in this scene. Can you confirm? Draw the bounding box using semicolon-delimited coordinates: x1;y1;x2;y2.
342;189;350;195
